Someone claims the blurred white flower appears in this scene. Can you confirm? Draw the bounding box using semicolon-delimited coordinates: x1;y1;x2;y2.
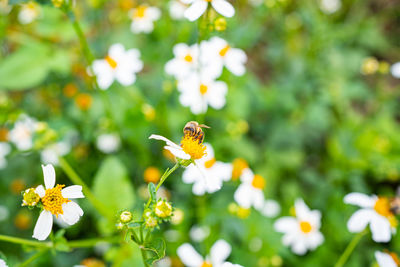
32;164;84;240
0;205;9;221
182;143;232;195
169;0;188;20
155;256;172;267
0;0;12;15
96;133;121;154
274;198;324;255
41;141;71;165
9;115;38;151
18;2;40;24
248;0;263;7
234;168;266;210
183;0;235;21
0;142;11;169
178;72;228;114
177;239;237;267
391;62;400;79
201;37;247;77
259;199;281;218
189;225;210;242
92;43;143;90
129;5;161;34
319;0;341;14
344;192;397;243
165;43;199;80
222;264;243;267
375;251;399;267
0;259;8;267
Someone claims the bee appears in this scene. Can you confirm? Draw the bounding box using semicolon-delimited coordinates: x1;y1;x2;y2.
183;121;210;143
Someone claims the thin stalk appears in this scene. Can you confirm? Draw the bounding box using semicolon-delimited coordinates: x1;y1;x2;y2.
0;235;52;248
59;157;114;220
68;236;121;248
140;248;150;267
19;249;49;267
334;230;367;267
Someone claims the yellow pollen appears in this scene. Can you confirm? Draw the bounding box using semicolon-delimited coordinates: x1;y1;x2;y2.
374;197;393;218
42;184;70;217
105;56;118;69
299;221;312;233
231;158;248;180
133;5;147;18
180;135;206;160
204;158;216;168
184;54;193;62
204;0;212;2
251;174;265;189
219;45;230;57
389;215;398;228
200;84;208;95
201;261;212;267
389;252;400;266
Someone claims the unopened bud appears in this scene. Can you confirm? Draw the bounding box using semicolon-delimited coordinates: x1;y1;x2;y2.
120;211;133;223
214;18;227;31
22;188;40;207
155;200;172;219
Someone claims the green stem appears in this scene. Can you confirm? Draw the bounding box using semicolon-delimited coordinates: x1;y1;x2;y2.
334;230;367;267
0;235;52;248
140;248;150;267
59;157;114;221
19;249;49;267
68;236;121;248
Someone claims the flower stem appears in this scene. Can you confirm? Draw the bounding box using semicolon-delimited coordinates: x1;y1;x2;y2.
59;157;114;221
140;248;150;267
68;236;121;248
0;235;52;248
19;248;49;267
334;230;367;267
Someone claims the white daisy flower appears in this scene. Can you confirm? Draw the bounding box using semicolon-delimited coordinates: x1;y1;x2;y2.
189;225;210;242
344;192;397;243
9;115;38;151
129;5;161;34
165;43;199;80
0;142;11;169
183;0;235;22
319;0;341;14
375;251;400;267
41;141;71;165
92;43;143;90
18;1;40;24
182;143;232;195
96;133;121;154
0;259;8;267
201;37;247;77
234;168;266;210
391;62;400;79
259;199;281;218
177;72;228;114
177;239;236;267
274;199;324;255
169;0;188;20
32;164;84;241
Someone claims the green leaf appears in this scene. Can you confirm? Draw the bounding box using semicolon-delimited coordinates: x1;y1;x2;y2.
143;238;166;265
148;183;156;202
93;156;135;212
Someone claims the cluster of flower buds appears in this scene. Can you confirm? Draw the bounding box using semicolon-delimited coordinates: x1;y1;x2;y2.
144;199;173;229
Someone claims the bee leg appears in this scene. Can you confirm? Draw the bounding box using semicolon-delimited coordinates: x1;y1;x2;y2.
197;132;204;143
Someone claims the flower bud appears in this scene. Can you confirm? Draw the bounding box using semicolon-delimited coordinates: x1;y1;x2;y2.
154;200;172;219
120;211;133;223
22;188;40;207
145;215;158;228
214;18;227;31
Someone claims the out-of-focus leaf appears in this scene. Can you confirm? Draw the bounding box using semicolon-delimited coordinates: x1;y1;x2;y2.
148;182;156;202
143;238;166;265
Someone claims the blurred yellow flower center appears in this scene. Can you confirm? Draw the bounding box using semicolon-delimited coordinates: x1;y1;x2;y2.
374;197;392;217
232;158;248;180
251;174;265;189
219;45;230;57
144;167;161;183
389;252;400;266
200;84;208;95
204;158;216;168
181;136;206;160
299;221;312;233
134;6;147;18
105;56;118;69
237;206;251;219
201;261;212;267
42;184;70;217
184;54;193;62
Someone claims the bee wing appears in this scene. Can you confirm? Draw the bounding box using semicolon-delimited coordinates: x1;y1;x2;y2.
198;124;210;129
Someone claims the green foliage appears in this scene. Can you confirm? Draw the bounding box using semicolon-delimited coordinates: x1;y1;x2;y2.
143;238;166;266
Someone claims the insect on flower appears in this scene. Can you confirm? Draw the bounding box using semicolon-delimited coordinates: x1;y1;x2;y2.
183;121;210;144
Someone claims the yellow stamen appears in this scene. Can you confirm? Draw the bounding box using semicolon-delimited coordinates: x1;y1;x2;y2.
374;197;393;217
201;261;212;267
204;158;216;168
219;45;230;57
389;215;398;228
299;221;312;233
251;174;265;189
231;158;248;180
184;54;193;62
133;5;147;18
42;184;70;217
200;84;208;95
105;56;118;69
180;135;206;160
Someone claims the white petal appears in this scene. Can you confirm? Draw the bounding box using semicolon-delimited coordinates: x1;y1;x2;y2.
115;70;136;86
239;168;254;183
108;43;126;61
306;231;324;249
347;209;374;233
62;185;84;199
32;210;53;241
206;81;228;110
42;164;55;189
224;48;247;76
149;134;181;149
375;251;397;267
274;217;297;233
165;146;191;160
182;165;200;184
370;215;392;243
294;198;310;218
291;239;307;255
210;239;231;265
234;184;253;208
391;62;400;79
261;199;281;218
252;190;265;210
60;201;83;225
192;180;207;196
211;0;235;17
184;0;208;21
344;193;376;208
35;185;45;198
0;259;8;267
177;243;204;267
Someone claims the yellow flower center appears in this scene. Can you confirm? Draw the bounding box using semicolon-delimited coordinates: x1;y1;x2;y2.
251;174;265;189
231;158;248;180
219;45;230;57
144;167;161;183
204;158;216;168
237;206;251;219
42;184;70;217
299;221;312;233
374;197;393;217
180;135;206;160
105;55;118;69
184;54;193;62
199;84;208;95
201;261;212;267
133;5;147;18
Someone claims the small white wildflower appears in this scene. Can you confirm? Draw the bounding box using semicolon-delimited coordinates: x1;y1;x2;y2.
96;133;121;154
129;5;161;33
183;0;235;21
